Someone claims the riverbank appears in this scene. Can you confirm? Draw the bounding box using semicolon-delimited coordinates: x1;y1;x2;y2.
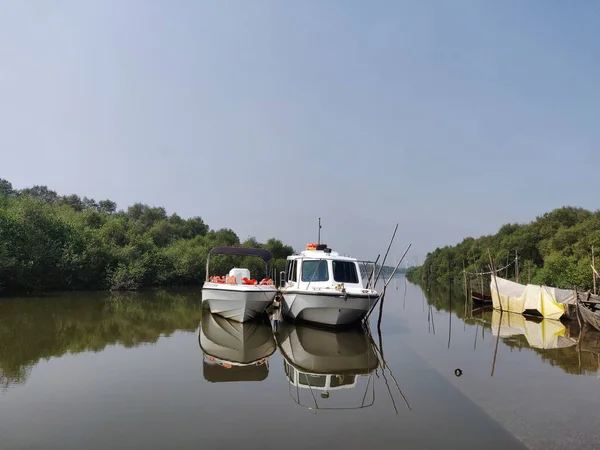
0;178;294;294
408;206;600;291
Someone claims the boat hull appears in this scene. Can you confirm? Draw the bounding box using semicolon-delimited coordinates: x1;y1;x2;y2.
280;291;378;327
202;283;278;322
471;290;492;304
275;321;378;375
199;312;276;365
578;302;600;332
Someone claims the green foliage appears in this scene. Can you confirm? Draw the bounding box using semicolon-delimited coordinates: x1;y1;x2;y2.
0;179;15;196
0;180;294;293
407;206;600;290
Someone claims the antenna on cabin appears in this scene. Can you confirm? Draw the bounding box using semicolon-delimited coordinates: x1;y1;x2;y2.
318;217;322;244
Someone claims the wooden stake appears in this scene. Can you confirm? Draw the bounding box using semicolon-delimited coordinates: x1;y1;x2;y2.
366;244;411;321
488;249;502;312
479;269;484;295
373;224;398;287
448;280;452;349
366;254;380;289
383;244;411;287
593;246;596;296
491;308;503;377
463;261;469;313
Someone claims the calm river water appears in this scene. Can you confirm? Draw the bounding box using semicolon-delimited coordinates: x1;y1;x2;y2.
1;277;599;449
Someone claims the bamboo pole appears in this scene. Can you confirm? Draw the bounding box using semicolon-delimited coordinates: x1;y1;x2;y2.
488;250;502;377
366;244;411;321
593;246;596;296
367;254;380;289
448;279;452;349
463;261;469;319
488;249;501;312
479;269;484;295
373;224;398;288
491;308;502;377
383;244;411;287
368;326;412;411
463;261;469;306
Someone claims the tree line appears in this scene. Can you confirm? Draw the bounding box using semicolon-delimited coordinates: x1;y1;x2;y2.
406;206;600;291
0;179;294;294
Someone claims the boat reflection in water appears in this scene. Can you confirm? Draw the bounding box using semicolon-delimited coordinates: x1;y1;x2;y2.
491;309;577;350
274;321;379;410
199;312;276;383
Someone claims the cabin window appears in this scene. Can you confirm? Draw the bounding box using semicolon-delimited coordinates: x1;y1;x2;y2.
289;260;297;282
301;260;329;282
332;261;359;283
298;373;327;388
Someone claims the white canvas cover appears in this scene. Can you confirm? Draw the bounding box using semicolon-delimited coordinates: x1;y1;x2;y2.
490;277;576;320
491;310;576;349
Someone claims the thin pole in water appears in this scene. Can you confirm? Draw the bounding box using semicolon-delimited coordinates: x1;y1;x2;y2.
373;223;399;288
488;248;503;377
593;245;596;295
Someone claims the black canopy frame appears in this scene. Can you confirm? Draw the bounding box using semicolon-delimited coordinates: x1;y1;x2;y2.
205;247;273;281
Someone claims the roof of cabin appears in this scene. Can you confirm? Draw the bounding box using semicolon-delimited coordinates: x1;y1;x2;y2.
287;249;357;262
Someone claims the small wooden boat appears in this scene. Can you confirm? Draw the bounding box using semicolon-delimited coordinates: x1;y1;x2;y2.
471;290;492;304
577;293;600;332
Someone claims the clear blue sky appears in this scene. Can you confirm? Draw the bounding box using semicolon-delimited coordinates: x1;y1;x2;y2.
1;1;599;264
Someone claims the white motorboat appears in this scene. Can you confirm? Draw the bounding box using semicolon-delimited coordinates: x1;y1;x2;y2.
202;246;278;322
274;321;378;410
199;312;276;383
279;243;379;326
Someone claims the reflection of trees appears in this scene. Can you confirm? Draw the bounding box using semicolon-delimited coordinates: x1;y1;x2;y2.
422;282;600;376
0;290;203;386
500;331;599;376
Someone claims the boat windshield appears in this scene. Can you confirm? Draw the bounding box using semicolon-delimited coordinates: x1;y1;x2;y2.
298;373;327;388
302;260;329;282
332;260;359;283
330;375;356;388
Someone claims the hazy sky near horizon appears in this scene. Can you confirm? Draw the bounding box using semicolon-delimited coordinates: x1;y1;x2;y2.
1;1;599;263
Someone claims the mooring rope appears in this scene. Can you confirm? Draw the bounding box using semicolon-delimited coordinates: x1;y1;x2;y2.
465;259;515;276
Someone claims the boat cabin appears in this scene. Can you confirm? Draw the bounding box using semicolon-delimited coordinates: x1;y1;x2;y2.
282;244;364;289
284;360;358;391
283;360;375;410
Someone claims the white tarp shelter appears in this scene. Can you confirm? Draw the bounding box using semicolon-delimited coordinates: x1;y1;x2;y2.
490;277;576;320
